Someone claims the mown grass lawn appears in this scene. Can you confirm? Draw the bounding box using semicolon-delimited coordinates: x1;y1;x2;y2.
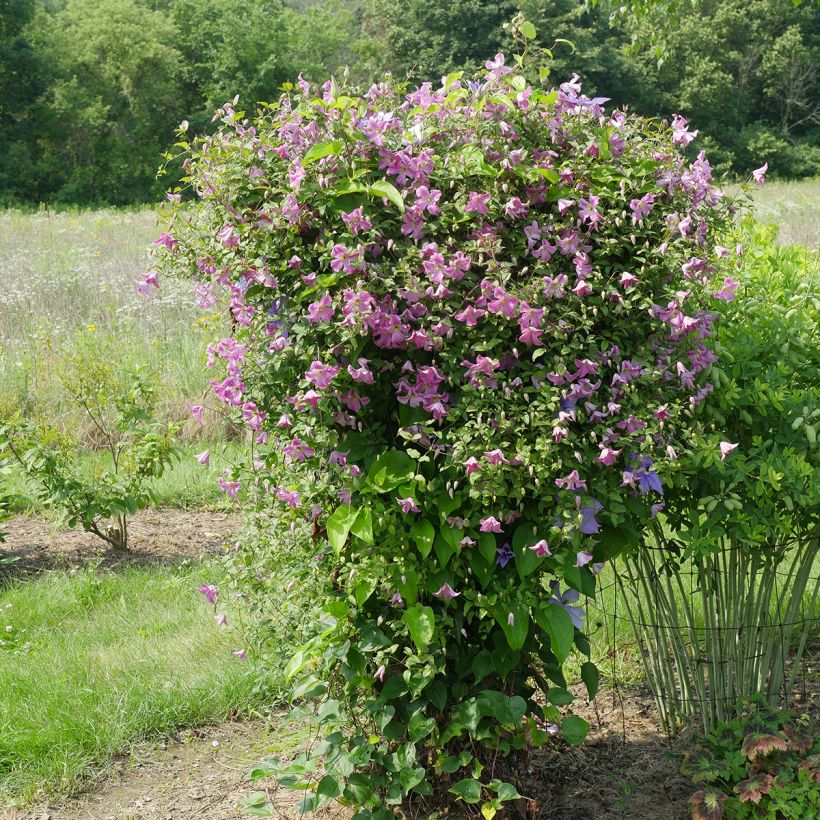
0;561;273;807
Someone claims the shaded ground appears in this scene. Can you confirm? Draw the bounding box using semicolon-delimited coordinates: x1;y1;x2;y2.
11;692;692;820
0;509;240;579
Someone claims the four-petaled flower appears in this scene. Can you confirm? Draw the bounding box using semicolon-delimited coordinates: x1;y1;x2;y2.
434;583;460;600
720;441;738;461
529;539;551;557
496;542;514;568
479;516;503;533
548;581;585;629
397;497;420;513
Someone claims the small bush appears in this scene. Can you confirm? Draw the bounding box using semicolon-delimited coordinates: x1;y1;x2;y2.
0;355;179;550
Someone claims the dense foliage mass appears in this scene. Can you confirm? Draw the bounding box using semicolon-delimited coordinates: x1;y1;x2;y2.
1;0;817;204
155;34;743;812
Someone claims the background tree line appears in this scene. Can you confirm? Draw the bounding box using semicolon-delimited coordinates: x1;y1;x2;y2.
0;0;817;206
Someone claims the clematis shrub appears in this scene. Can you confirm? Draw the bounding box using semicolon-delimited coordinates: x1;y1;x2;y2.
156;31;735;816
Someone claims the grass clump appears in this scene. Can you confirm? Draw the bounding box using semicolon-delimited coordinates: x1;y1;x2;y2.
0;561;279;807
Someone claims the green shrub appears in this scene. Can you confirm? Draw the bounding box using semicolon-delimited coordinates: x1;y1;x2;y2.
157;20;736;815
0;352;180;550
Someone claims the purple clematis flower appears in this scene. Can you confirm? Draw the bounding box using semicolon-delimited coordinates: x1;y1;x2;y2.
547;581;585;629
496;542;514;568
198;584;218;605
579;500;603;535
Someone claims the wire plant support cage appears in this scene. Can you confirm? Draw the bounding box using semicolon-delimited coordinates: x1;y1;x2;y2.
612;528;819;735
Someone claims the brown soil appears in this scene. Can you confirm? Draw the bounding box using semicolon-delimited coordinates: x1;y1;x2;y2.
8;721;347;820
0;509;241;579
11;692;693;820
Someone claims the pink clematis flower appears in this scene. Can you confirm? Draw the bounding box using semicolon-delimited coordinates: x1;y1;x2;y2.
397;497;420;513
153;232;178;251
619;272;638;288
463;457;482;476
198;584;218;605
529;540;552;558
714;277;739;301
218;475;241;497
305;360;341;389
720;441;739;461
217;224;239;248
480;516;503;533
575;551;594;568
595;447;621;467
187;404;204;425
465;191;490;215
752;163;768;185
434;583;460;600
374;665;386;682
195;450;210;465
483;449;509;466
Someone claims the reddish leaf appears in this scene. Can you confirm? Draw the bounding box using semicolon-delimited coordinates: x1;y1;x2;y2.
688;789;727;820
798;754;820;783
740;731;788;760
733;773;773;804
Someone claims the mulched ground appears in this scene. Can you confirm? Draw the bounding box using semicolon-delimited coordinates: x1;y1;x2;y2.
0;509;241;579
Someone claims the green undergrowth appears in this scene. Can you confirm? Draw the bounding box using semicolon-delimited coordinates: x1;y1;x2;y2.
0;561;284;807
3;441;245;513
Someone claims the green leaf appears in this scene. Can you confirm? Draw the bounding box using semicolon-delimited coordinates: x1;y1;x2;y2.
302;140;342;165
547;687;574;706
350;507;374;544
404;605;435;652
561;714;589;745
410;519;435;559
581;661;600;700
512;522;545;579
239;792;275;816
534;605;574;664
520;20;537;39
369;180;405;211
491;601;529;651
408;711;436;741
367;450;415;492
449;778;482;804
490;780;521;801
399;765;426;791
326;504;359;554
434;534;456;568
317;774;341;800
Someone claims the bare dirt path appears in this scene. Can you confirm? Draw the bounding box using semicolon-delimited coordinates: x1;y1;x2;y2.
0;509;241;578
11;695;692;820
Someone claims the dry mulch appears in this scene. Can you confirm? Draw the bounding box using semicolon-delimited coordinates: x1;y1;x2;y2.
0;509;241;578
11;692;694;820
